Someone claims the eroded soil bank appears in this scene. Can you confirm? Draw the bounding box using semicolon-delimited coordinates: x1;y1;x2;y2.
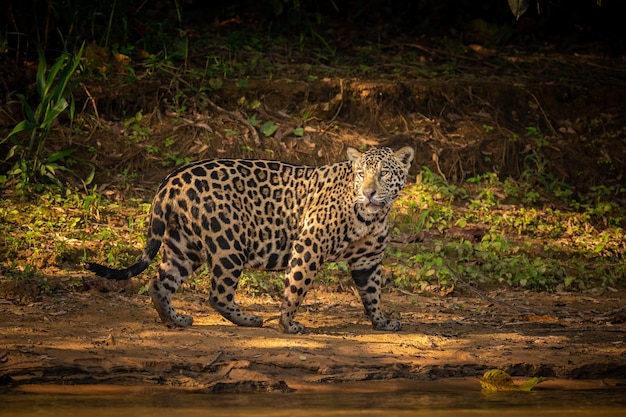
2;287;625;393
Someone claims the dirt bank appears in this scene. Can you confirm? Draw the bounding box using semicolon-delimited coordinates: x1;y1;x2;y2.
2;286;625;393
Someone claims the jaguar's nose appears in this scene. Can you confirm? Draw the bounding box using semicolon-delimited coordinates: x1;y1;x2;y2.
362;188;376;199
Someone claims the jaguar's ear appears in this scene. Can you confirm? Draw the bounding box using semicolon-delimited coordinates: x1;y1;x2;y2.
395;146;415;169
346;147;362;163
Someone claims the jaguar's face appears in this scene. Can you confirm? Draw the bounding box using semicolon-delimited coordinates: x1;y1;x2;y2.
348;146;415;214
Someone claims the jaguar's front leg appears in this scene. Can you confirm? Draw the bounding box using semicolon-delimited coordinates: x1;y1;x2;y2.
351;261;402;331
279;248;318;334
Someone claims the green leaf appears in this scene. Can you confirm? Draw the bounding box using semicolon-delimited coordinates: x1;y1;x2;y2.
519;377;546;392
46;148;76;163
41;99;69;129
293;127;304;137
248;99;261;110
41;54;69;102
52;54;79;100
480;369;546;393
5;145;19;160
247;114;261;127
35;48;48;99
6;120;36;140
83;164;96;186
508;0;529;20
8;167;22;176
68;95;76;120
480;369;515;392
260;121;278;137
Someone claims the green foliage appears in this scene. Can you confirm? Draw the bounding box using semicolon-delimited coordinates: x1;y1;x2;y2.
2;45;90;191
247;112;306;139
160;136;192;167
260;121;278;137
7;0;186;62
392;166;463;233
238;271;284;296
525;126;549;149
480;369;545;392
388;164;625;293
123;111;152;143
0;188;105;298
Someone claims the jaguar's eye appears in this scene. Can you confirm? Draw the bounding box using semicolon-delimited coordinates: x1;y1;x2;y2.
355;169;364;178
379;170;390;179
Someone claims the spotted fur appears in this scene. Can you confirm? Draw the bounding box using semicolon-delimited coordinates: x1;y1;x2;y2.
86;146;414;333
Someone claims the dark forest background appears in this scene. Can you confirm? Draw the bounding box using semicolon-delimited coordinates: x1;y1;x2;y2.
2;0;623;63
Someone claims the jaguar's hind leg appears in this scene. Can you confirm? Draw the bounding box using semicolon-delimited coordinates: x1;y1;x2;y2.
150;254;197;327
209;267;263;327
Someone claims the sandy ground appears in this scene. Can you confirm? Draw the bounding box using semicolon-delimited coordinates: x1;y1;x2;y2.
2;285;626;393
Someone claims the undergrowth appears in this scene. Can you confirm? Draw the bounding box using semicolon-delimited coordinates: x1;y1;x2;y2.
1;164;624;301
388;167;626;293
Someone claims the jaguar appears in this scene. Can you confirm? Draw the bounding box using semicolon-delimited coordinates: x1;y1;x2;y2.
86;146;415;333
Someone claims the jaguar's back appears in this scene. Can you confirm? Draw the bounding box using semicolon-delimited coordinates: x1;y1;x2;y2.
86;146;414;333
152;159;352;272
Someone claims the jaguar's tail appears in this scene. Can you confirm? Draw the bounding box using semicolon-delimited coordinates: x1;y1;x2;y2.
85;229;163;281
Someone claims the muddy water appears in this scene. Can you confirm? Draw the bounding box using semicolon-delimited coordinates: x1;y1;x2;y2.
2;384;626;417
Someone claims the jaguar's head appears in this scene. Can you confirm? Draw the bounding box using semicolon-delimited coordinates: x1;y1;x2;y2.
348;146;415;214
